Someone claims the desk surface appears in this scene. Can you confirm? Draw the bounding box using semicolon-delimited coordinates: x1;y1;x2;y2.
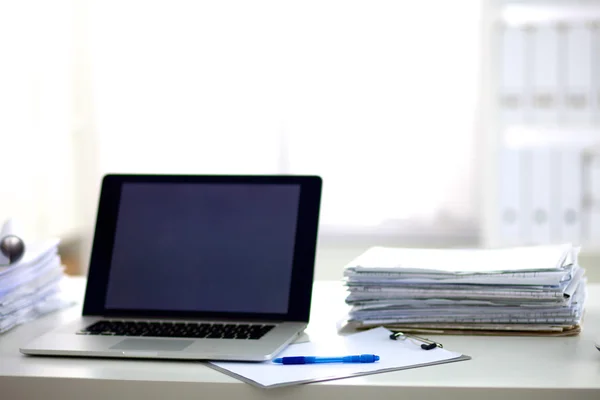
2;278;600;400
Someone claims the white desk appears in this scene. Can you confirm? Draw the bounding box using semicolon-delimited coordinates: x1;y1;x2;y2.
2;278;600;400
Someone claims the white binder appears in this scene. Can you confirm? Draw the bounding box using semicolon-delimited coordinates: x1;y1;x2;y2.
588;152;600;246
518;148;533;245
564;22;593;125
500;24;527;126
529;147;552;245
593;22;600;124
559;147;583;245
531;23;559;126
548;147;562;244
498;147;522;246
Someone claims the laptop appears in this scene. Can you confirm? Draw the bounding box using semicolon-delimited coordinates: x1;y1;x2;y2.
21;174;322;361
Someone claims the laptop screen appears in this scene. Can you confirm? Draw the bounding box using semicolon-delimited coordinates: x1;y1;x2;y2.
103;182;300;314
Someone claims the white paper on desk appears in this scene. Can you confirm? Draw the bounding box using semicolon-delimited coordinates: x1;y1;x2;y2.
208;327;468;388
346;244;574;274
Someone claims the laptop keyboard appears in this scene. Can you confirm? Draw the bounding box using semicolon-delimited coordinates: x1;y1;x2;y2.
77;320;275;340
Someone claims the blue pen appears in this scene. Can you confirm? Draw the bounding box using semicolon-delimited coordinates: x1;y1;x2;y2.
273;354;380;365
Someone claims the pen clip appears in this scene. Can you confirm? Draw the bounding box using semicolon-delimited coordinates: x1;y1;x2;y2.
389;331;443;350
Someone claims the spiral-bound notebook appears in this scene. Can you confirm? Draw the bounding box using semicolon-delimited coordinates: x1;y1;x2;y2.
207;327;470;388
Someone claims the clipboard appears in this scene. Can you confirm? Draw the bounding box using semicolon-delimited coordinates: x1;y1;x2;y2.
207;327;470;389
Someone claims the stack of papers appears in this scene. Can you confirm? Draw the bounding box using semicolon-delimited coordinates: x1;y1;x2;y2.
0;239;74;334
343;244;587;336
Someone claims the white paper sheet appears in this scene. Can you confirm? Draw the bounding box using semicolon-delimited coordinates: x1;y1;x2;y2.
209;327;468;388
347;244;574;274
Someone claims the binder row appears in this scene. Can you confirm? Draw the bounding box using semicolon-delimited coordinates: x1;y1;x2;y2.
498;146;600;247
499;20;600;125
496;10;600;248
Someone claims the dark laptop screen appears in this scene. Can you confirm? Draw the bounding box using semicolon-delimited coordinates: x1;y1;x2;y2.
103;182;300;314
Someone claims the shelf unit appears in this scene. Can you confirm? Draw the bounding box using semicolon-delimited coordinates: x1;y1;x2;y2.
482;0;600;251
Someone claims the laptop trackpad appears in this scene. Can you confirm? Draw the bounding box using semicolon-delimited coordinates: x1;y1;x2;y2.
111;339;193;352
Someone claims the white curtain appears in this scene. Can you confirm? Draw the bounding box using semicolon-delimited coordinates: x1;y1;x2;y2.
1;0;483;247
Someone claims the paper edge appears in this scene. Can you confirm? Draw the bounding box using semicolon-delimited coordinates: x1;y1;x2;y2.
205;353;471;389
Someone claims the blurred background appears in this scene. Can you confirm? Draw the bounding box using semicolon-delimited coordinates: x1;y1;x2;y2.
0;0;599;280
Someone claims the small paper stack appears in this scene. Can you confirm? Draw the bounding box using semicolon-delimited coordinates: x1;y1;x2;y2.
343;244;586;336
0;239;74;334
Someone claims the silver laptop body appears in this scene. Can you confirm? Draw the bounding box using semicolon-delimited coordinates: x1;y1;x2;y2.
21;174;322;361
20;317;307;361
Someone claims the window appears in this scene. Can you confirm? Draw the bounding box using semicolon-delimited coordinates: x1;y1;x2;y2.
82;0;483;238
1;1;484;265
